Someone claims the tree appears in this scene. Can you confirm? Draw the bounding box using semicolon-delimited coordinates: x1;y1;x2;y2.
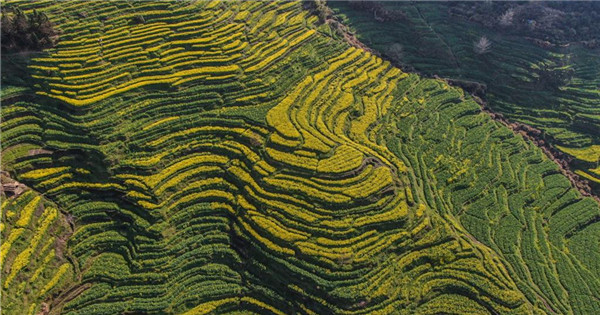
1;8;58;52
499;8;515;26
473;36;492;55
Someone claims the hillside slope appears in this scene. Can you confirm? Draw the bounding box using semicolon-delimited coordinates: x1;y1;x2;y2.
1;1;599;314
329;1;600;191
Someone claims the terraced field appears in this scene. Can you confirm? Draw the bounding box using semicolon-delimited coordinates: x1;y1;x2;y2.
329;1;600;190
0;189;73;314
384;76;600;314
1;1;599;314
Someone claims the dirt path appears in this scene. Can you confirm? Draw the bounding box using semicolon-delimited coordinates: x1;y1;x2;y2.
414;5;461;69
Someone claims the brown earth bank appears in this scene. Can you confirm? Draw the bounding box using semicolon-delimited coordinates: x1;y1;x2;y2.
317;0;600;203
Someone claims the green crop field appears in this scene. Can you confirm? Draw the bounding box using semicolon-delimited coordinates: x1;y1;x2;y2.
329;1;600;190
1;1;599;314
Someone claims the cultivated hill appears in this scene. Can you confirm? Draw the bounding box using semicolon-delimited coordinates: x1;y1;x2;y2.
329;1;600;192
1;1;599;314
